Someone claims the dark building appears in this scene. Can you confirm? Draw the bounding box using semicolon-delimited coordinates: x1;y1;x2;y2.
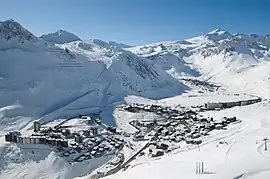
33;121;41;132
61;140;69;147
10;131;21;142
107;126;117;133
5;134;12;142
39;137;46;144
18;136;23;143
83;130;91;137
62;129;70;136
151;150;164;157
75;135;83;143
91;128;98;136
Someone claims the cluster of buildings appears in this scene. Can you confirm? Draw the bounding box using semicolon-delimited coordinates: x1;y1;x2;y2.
124;103;241;156
71;135;124;163
204;98;262;110
181;78;220;92
4;115;125;163
124;103;186;117
5;121;68;148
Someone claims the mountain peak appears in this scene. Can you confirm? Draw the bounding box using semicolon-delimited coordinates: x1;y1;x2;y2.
203;28;232;42
0;19;37;42
108;41;133;48
207;28;229;35
40;30;81;44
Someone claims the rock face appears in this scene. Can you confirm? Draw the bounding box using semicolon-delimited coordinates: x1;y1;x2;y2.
0;19;38;42
40;30;81;44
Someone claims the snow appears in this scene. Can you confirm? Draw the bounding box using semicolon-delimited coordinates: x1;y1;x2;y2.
102;99;270;179
113;107;161;133
159;92;256;107
40;30;81;44
2;20;270;179
0;20;188;126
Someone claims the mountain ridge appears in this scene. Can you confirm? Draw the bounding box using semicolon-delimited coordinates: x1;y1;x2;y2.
0;20;188;124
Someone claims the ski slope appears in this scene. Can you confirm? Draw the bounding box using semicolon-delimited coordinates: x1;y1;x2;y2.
98;98;270;179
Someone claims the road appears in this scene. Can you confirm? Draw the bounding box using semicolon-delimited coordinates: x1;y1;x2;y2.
89;139;152;179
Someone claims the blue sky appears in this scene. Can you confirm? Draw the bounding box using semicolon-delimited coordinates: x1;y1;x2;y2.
0;0;269;45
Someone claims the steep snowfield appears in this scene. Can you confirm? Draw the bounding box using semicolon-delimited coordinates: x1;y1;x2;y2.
0;19;188;125
40;30;81;44
127;43;201;79
128;28;270;98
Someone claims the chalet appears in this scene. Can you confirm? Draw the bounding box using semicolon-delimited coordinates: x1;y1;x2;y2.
91;150;97;156
133;134;145;141
151;149;164;158
98;147;105;152
105;146;111;151
115;143;122;148
191;133;200;139
215;124;224;130
158;142;169;150
194;140;202;145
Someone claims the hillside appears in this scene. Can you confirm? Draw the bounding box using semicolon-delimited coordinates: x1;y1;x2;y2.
0;20;188;125
1;19;270;179
127;29;270;97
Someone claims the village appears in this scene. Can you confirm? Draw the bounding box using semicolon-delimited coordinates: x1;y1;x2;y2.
123;103;240;158
122;96;262;158
3;96;264;178
5;115;125;164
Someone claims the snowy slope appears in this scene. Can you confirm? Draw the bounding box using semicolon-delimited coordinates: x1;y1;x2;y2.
128;29;270;97
40;30;81;44
2;20;270;179
108;40;133;48
98;98;270;179
0;20;188;125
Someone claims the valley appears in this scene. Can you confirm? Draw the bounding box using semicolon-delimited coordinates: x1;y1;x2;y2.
0;19;270;179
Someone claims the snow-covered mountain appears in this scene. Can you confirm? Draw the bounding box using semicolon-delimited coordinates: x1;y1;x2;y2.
127;29;270;97
2;19;270;179
40;29;81;44
0;20;187;125
108;40;133;48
